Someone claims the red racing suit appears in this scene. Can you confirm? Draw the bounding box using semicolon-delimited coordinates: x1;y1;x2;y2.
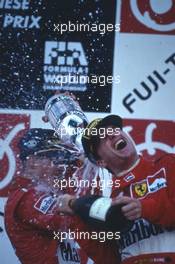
114;154;175;264
5;182;92;264
5;167;119;264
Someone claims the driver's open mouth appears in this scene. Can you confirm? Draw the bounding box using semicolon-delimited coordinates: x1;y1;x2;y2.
114;139;127;150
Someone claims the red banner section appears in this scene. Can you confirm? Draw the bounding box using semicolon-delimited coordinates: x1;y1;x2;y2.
124;119;175;160
121;0;175;34
0;114;30;197
0;113;174;197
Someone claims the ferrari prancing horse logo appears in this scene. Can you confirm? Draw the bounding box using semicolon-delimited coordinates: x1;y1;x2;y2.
131;168;167;199
134;181;148;197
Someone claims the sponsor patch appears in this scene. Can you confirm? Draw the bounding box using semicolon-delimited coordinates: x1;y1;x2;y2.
131;179;148;199
57;239;81;263
147;168;167;193
34;194;56;214
131;168;167;199
124;173;135;182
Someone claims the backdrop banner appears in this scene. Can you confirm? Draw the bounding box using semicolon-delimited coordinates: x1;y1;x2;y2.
0;0;116;112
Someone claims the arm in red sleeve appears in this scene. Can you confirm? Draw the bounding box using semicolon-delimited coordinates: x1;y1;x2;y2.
14;188;120;263
16;188;120;264
15;188;75;232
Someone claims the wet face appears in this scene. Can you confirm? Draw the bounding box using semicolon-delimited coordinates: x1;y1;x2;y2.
24;155;61;183
96;127;138;175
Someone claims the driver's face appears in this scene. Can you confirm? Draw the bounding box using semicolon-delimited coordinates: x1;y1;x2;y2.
96;127;137;173
24;155;63;180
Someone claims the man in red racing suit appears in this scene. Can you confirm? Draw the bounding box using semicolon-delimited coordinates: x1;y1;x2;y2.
5;128;118;264
5;184;89;264
70;115;175;264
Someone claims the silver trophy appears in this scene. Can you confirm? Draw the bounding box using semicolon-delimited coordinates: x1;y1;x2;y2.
45;94;88;150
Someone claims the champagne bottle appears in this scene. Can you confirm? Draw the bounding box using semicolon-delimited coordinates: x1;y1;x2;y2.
70;195;133;232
